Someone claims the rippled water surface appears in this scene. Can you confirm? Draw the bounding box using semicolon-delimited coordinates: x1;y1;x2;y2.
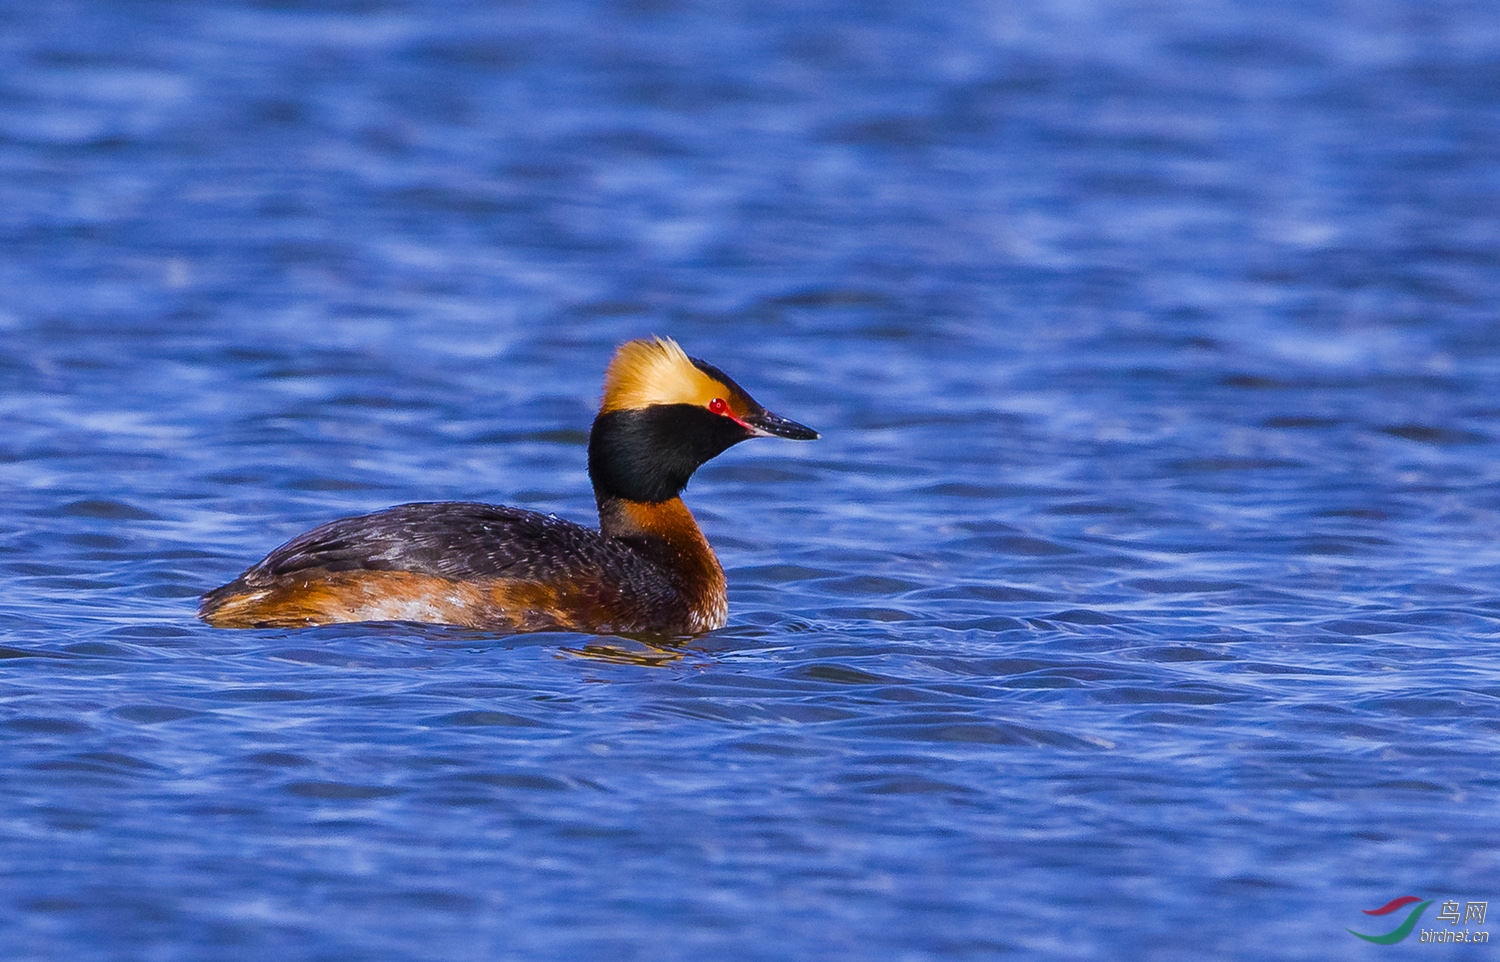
4;1;1500;959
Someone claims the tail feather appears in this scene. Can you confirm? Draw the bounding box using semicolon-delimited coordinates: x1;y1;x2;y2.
198;579;278;628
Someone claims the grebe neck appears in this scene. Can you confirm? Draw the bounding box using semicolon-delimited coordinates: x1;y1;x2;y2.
596;494;727;631
598;495;712;556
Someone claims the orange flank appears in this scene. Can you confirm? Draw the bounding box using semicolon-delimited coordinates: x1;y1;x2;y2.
201;568;634;633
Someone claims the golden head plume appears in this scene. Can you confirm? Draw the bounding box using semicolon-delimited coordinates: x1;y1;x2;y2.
599;337;731;414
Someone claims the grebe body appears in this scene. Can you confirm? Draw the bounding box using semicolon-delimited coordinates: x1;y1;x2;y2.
199;338;817;634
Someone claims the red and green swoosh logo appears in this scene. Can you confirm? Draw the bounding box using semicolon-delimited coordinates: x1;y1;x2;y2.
1348;896;1433;944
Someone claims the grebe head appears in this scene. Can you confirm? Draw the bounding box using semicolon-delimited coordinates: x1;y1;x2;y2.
588;337;818;503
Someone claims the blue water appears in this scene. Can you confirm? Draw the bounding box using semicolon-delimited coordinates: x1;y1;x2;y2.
4;1;1500;958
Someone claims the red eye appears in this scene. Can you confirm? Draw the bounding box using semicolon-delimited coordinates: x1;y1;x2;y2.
708;397;730;416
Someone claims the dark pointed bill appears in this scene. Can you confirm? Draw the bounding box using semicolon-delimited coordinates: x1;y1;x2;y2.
744;409;819;440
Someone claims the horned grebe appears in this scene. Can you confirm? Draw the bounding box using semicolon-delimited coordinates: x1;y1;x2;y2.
199;337;817;634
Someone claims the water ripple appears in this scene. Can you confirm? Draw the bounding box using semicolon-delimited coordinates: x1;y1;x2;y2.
3;1;1500;960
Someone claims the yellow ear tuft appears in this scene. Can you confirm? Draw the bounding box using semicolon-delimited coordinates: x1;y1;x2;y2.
600;337;725;413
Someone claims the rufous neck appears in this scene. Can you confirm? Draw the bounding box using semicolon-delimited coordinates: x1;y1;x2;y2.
595;495;728;633
597;495;702;545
